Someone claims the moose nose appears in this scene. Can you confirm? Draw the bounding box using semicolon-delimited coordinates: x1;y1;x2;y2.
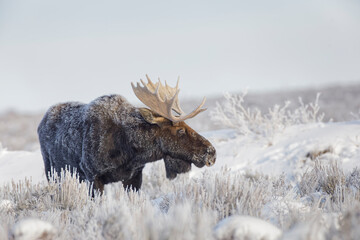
205;146;216;166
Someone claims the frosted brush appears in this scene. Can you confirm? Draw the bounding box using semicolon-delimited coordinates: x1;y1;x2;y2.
38;76;216;193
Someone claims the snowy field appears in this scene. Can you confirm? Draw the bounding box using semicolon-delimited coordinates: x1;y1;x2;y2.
1;85;360;239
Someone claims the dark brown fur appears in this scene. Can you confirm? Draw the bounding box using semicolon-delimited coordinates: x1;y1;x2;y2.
38;95;216;192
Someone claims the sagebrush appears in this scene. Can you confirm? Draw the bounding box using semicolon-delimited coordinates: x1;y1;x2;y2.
211;92;325;144
1;159;360;239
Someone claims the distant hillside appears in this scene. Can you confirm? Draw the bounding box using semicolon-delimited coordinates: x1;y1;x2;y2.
0;111;43;151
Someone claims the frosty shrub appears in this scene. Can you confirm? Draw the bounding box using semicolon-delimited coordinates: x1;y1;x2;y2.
144;164;278;219
46;167;95;210
0;169;93;213
1;163;360;239
10;218;57;240
0;167;282;239
305;147;334;161
211;91;325;143
214;215;282;240
297;159;357;208
336;206;360;239
171;168;274;219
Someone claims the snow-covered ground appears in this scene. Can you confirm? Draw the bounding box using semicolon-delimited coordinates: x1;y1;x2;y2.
0;148;44;184
197;121;360;180
2;121;359;186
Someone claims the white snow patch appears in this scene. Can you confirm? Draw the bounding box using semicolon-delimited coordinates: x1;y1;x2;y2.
191;121;360;182
0;149;45;185
10;218;57;240
0;224;7;240
280;213;339;240
214;215;282;240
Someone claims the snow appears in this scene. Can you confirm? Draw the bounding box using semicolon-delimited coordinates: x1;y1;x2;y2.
192;121;360;182
0;199;15;211
214;215;282;240
0;148;45;184
0;225;6;240
10;218;57;240
1;121;360;186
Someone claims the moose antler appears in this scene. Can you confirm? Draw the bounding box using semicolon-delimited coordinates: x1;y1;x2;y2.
131;75;207;123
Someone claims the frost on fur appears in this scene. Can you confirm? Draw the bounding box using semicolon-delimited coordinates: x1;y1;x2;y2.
37;94;216;193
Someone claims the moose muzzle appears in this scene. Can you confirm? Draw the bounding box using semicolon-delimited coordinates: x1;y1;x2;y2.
204;145;216;167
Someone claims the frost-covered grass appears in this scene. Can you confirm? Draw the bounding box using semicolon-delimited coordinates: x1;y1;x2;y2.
1;161;360;239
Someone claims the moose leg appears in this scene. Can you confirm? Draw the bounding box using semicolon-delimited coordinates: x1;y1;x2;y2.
40;148;52;181
94;175;105;194
43;157;52;181
122;169;143;191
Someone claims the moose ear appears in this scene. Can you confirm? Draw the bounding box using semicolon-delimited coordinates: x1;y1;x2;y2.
138;108;169;126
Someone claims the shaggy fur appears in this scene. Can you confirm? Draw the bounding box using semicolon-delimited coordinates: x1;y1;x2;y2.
38;95;216;192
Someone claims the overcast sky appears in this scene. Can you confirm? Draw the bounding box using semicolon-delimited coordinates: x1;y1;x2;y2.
1;0;360;112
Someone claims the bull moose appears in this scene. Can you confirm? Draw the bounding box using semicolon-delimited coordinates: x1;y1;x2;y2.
38;76;216;192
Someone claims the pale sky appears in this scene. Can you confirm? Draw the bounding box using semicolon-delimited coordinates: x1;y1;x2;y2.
1;0;360;112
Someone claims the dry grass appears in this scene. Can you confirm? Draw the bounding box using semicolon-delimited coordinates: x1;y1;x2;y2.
0;160;360;239
305;147;334;161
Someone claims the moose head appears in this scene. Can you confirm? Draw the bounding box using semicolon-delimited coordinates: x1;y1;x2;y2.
132;75;216;178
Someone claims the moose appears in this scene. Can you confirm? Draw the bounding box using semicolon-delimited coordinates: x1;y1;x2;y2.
38;76;216;192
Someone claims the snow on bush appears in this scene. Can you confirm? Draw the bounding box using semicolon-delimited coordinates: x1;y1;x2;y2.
298;159;346;203
214;215;282;240
0;199;15;211
0;160;360;239
211;91;325;145
9;218;56;240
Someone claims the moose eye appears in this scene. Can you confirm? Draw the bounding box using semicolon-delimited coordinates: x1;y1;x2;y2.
177;128;186;136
